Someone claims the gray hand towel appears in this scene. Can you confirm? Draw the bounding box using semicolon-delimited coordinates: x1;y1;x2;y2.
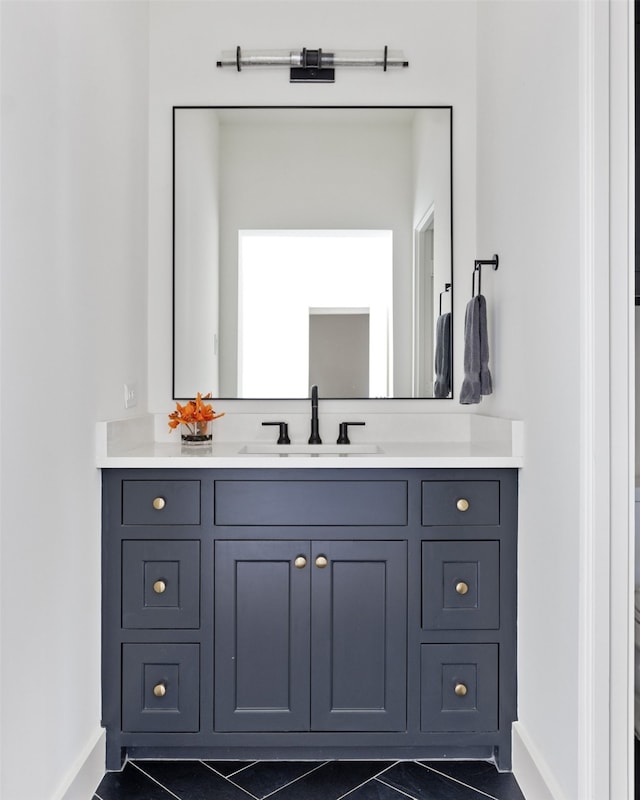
433;311;451;398
460;294;493;404
478;294;493;396
459;296;481;404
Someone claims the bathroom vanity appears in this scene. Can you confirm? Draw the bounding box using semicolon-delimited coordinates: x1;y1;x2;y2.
100;440;519;771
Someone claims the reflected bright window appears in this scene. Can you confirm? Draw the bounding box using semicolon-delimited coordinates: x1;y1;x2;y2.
238;230;393;398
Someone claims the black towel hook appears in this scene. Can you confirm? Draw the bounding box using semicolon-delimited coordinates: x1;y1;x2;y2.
472;254;499;297
439;283;452;316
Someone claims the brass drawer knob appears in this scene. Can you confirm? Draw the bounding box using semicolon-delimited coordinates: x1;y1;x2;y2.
456;498;470;512
294;556;307;569
454;683;468;697
315;555;328;569
153;682;167;698
153;580;167;594
455;581;469;595
152;497;166;511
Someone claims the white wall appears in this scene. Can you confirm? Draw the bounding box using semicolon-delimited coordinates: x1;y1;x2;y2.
0;4;627;800
475;2;584;798
0;2;149;798
147;0;479;413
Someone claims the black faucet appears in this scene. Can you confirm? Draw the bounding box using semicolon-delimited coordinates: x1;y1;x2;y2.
262;421;291;444
308;384;322;444
337;421;365;445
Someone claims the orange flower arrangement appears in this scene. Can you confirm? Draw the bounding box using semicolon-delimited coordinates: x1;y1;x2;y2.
168;392;225;437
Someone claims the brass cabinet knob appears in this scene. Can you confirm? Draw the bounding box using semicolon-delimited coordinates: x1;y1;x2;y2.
153;682;167;698
315;555;328;569
152;497;166;510
455;581;469;595
456;498;470;512
294;556;307;569
454;683;468;697
153;580;166;594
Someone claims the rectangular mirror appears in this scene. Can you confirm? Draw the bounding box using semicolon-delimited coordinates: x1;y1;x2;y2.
173;106;453;399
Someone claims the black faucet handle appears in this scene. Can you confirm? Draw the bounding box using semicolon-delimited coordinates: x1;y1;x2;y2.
337;421;366;445
262;421;291;445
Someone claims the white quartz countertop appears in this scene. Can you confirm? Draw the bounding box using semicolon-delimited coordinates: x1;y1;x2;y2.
97;413;524;469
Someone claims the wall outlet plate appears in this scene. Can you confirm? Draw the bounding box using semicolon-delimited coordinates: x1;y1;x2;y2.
124;383;138;409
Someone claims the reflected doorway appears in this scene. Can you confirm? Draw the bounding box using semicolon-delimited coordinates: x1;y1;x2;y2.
309;310;370;397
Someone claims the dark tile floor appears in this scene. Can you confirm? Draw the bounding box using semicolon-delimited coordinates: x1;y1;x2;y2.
93;759;526;800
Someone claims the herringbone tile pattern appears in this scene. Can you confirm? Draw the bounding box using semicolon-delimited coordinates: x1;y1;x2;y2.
93;759;526;800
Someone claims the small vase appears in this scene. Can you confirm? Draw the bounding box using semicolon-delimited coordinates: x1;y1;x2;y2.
181;420;212;447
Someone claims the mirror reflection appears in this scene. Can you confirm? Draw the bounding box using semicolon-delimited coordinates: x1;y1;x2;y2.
173;106;453;399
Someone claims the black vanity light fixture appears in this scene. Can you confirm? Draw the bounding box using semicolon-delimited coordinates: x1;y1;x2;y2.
216;46;409;83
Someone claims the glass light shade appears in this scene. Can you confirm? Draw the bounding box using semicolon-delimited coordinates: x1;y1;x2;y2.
216;47;408;71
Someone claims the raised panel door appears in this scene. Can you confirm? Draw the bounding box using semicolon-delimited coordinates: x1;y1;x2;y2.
311;540;407;732
214;540;311;731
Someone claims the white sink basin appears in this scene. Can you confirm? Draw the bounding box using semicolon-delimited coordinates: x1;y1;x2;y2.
239;443;384;456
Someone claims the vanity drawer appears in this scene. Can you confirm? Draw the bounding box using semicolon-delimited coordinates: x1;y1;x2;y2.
122;480;200;525
420;643;498;733
213;480;408;526
122;540;200;629
122;643;200;732
421;481;499;526
422;540;499;630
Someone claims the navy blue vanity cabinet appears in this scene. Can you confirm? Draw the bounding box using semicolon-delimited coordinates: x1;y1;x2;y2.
101;467;517;771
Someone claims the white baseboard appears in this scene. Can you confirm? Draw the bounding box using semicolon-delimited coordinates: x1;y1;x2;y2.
51;728;105;800
512;722;568;800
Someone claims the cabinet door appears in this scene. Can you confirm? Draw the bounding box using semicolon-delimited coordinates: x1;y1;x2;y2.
422;540;499;630
421;481;500;526
122;643;200;733
122;540;200;629
122;480;200;525
311;541;407;732
214;541;311;731
420;643;498;732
